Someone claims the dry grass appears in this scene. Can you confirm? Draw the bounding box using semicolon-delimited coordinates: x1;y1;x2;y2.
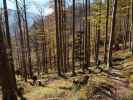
1;50;133;100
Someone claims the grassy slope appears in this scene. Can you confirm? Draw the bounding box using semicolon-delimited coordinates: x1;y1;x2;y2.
1;49;133;100
24;50;133;100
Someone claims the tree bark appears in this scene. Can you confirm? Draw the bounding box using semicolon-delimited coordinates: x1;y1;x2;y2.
55;0;62;76
72;0;76;75
23;0;33;78
131;0;133;54
15;0;27;81
1;0;17;99
104;0;109;63
107;0;118;68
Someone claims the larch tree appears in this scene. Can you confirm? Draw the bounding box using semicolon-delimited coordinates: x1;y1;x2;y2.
15;0;27;81
55;0;62;76
104;0;109;63
72;0;76;75
84;0;91;72
95;0;101;67
0;0;17;99
58;0;64;73
23;0;33;78
107;0;118;68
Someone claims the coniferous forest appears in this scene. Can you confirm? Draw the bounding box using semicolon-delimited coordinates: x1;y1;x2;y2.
1;0;133;100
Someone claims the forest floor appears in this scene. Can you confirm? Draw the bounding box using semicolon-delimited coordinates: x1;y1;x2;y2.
1;50;133;100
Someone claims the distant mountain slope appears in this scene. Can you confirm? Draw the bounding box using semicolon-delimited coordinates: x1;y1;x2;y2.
6;9;36;34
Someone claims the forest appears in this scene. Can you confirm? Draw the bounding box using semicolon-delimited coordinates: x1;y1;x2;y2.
1;0;133;100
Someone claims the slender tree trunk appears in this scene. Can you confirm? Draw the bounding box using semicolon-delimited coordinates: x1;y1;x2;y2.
84;0;91;71
42;41;48;73
15;0;27;81
62;0;67;72
88;0;91;69
59;0;65;73
84;0;88;71
96;0;101;67
23;0;33;78
104;0;109;63
95;24;98;62
1;0;17;99
126;8;131;51
132;0;133;54
123;18;127;49
72;0;76;75
93;22;96;61
0;33;17;100
15;30;22;70
34;38;41;75
55;0;62;76
107;0;118;68
3;0;17;88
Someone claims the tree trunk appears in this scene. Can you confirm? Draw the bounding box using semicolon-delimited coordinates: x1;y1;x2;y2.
104;0;109;63
107;0;118;68
23;0;33;78
15;0;27;81
72;0;76;75
55;0;62;76
3;0;17;88
96;0;101;67
131;0;133;54
1;0;17;99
